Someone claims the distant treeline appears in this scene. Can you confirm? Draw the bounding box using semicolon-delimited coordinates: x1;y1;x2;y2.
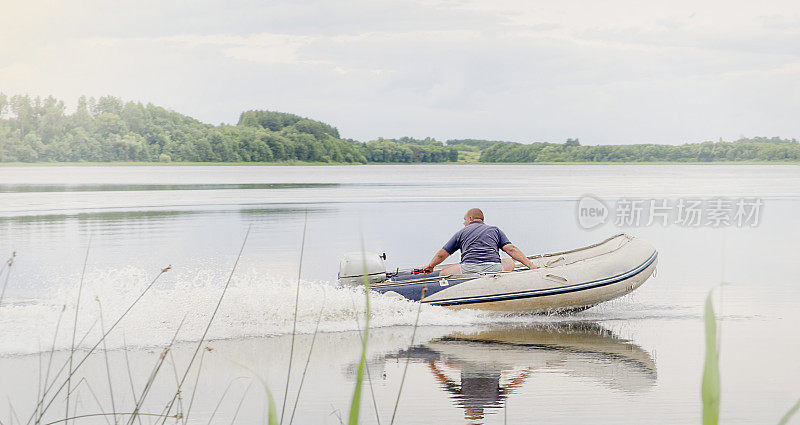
478;137;800;162
1;93;798;163
0;94;456;163
362;137;458;163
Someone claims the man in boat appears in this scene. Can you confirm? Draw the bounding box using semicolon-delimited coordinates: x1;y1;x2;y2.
423;208;537;275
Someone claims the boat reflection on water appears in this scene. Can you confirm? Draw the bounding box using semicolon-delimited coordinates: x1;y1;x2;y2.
382;322;656;423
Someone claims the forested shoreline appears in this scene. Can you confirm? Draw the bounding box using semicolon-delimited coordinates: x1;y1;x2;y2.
1;94;799;164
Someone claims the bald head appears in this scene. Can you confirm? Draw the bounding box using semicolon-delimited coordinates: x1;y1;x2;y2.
465;208;484;221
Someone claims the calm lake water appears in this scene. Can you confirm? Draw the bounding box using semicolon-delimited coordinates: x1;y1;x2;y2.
1;164;799;425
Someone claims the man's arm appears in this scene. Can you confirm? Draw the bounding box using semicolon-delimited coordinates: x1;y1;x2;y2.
502;244;538;270
426;230;460;272
425;249;451;272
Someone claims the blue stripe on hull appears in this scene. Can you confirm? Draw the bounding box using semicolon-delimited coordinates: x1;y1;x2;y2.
426;251;658;307
372;277;475;301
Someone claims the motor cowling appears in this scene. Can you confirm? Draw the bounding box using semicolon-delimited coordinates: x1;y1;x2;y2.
338;252;387;286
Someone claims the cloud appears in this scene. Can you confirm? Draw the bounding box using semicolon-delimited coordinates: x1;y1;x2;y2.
1;0;799;144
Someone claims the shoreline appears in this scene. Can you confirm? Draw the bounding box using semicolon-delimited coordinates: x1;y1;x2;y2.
0;160;799;167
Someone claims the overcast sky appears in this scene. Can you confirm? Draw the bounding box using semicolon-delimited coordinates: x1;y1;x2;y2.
2;0;799;144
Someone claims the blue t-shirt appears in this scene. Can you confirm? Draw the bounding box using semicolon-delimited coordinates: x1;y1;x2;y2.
442;221;512;264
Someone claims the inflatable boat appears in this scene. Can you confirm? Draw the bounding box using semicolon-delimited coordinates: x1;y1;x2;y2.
338;233;657;313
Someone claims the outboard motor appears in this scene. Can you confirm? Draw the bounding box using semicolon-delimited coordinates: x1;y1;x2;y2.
338;252;387;286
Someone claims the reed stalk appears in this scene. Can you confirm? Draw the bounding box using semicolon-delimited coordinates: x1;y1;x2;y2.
288;289;326;425
78;379;111;425
121;335;142;425
157;226;251;425
166;353;185;423
36;348;42;425
182;347;209;425
66;240;92;425
389;287;426;425
228;382;253;425
0;251;15;308
280;210;308;425
35;320;98;425
9;399;21;425
29;266;172;425
127;316;186;425
43;412;178;425
203;378;247;425
95;299;117;424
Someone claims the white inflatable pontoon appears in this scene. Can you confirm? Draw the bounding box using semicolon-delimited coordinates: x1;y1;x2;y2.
338;233;657;313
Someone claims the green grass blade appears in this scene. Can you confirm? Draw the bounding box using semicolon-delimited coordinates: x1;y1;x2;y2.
348;250;372;425
348;352;365;425
233;364;278;425
266;385;279;425
255;375;278;425
702;291;721;425
777;397;800;425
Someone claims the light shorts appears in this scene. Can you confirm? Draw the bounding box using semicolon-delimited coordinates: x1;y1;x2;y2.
461;261;503;274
